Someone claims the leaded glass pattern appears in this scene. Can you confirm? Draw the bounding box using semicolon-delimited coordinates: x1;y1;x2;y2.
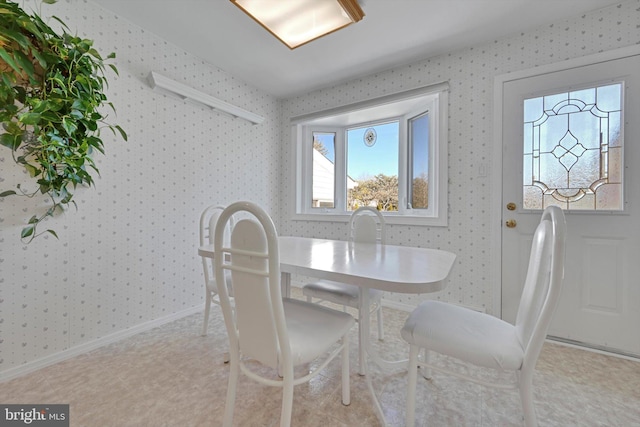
523;83;623;210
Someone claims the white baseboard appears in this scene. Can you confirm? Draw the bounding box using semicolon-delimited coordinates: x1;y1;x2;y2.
547;337;640;362
0;305;204;383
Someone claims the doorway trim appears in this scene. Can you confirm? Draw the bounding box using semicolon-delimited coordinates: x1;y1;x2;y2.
491;44;640;319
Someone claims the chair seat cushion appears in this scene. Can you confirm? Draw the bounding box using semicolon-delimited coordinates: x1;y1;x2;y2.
302;280;383;308
283;298;355;365
401;301;524;371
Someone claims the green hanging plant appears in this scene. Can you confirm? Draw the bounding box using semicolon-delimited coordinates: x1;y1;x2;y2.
0;0;127;242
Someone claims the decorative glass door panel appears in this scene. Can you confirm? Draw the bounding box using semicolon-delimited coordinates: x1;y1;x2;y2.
522;83;623;210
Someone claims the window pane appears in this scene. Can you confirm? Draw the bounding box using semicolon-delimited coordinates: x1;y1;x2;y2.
346;122;399;211
523;83;623;211
312;132;336;208
409;113;429;209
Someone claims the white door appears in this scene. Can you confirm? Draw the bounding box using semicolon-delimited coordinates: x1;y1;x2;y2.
499;47;640;357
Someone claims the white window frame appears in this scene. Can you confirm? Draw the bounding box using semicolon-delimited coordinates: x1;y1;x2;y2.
306;128;344;210
291;83;449;226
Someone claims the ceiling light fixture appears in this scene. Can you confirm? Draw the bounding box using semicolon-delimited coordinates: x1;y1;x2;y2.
230;0;364;49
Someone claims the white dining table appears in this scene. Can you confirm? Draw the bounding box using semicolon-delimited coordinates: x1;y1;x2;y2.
199;235;456;426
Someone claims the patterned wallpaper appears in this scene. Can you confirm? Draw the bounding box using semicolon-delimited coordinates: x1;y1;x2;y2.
0;0;638;378
280;1;640;309
0;0;280;378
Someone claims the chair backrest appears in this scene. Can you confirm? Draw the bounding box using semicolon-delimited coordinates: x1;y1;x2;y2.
200;205;234;246
214;202;289;370
349;206;386;244
199;205;234;289
515;205;566;370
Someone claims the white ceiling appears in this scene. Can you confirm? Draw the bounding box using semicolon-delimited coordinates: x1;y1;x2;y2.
92;0;620;99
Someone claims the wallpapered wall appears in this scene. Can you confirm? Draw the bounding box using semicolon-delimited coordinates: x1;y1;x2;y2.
1;0;638;379
0;0;280;378
280;1;640;308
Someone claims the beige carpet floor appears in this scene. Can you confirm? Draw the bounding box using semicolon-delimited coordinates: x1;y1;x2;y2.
2;289;639;426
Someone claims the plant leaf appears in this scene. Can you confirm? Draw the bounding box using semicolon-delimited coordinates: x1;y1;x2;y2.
107;63;119;76
87;48;102;60
0;27;30;50
61;117;77;135
0;133;18;149
0;47;21;74
69;109;83;119
25;164;39;177
0;190;17;197
19;112;41;125
13;50;35;78
21;225;34;238
115;125;128;141
1;71;14;87
49;15;69;32
30;48;47;69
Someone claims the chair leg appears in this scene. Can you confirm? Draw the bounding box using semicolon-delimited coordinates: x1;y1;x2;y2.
357;309;365;375
420;349;432;380
222;305;237;364
519;372;538;427
280;370;295;427
341;335;351;405
201;291;212;336
406;345;420;427
376;304;384;341
222;359;239;427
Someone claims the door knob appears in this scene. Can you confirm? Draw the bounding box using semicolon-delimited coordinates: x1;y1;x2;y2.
506;202;516;211
505;219;517;228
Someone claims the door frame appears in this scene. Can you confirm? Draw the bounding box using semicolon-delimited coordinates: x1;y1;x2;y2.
491;44;640;319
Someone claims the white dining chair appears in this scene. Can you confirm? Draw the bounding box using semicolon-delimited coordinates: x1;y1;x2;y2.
214;201;355;427
198;204;234;337
302;206;386;373
401;205;566;427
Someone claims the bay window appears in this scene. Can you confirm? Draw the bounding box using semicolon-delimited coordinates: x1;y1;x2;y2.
292;84;449;226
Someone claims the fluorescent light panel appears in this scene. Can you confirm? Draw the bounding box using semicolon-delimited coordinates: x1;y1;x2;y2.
147;71;264;125
231;0;364;49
